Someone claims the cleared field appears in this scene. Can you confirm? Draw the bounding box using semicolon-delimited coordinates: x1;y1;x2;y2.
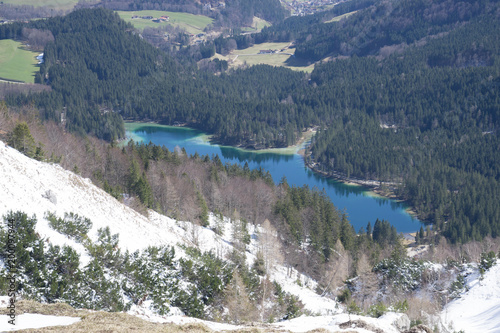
116;10;213;34
232;42;293;55
325;10;358;23
1;0;78;10
0;39;39;83
241;17;271;32
223;42;314;73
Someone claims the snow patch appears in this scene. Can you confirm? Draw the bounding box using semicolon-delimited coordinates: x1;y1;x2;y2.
441;259;500;333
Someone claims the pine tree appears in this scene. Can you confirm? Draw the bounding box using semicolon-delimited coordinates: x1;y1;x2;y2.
8;122;36;157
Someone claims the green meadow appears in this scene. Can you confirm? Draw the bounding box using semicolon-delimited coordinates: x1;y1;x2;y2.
325;10;358;23
1;0;79;11
116;10;213;34
241;17;271;32
0;40;40;83
227;42;315;73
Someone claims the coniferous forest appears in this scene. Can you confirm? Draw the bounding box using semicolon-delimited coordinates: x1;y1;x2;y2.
0;0;499;245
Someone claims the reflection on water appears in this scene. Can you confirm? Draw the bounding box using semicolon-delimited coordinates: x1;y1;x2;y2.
219;146;296;164
127;123;421;233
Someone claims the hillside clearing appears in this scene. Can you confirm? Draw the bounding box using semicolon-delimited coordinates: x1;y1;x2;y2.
116;10;213;34
325;10;358;23
241;17;271;32
226;42;315;72
0;0;78;11
0;40;39;83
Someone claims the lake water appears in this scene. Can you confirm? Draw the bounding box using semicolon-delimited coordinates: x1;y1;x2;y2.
126;123;421;233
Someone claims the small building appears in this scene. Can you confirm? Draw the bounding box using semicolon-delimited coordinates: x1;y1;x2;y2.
36;53;44;64
259;49;274;54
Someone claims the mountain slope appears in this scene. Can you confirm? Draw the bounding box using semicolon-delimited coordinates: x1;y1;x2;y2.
0;141;416;332
441;259;500;333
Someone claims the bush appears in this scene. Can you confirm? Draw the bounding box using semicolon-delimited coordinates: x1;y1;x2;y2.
45;212;92;242
374;257;426;291
393;299;409;313
368;302;387;318
347;301;362;316
337;288;351;304
479;251;497;271
449;274;466;299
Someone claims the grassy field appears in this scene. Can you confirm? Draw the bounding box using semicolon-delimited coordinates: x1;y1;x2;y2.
0;39;40;83
226;42;315;73
325;10;358;23
116;10;213;34
241;16;271;32
1;0;79;10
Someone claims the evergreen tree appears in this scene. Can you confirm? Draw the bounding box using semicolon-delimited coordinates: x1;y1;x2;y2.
8;122;36;157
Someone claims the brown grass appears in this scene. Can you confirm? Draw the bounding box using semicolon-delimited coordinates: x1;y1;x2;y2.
0;299;88;317
13;311;215;333
0;299;352;333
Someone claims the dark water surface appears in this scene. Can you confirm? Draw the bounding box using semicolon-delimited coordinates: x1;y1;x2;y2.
126;123;421;233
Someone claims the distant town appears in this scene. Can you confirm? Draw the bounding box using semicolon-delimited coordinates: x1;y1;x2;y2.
282;0;342;16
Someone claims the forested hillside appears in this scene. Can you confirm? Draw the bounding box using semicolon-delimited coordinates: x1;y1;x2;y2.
96;0;287;27
304;0;500;243
206;0;500;243
1;8;309;147
0;105;408;317
1;0;499;244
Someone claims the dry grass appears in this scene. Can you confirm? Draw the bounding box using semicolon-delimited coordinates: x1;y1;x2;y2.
405;295;440;324
13;311;214;333
0;299;351;333
0;299;88;317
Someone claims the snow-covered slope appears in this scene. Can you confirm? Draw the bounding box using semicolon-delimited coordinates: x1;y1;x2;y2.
0;141;338;313
441;260;500;333
0;140;189;254
0;142;413;332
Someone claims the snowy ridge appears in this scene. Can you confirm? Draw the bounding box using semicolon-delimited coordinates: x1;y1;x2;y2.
1;141;411;332
441;259;500;333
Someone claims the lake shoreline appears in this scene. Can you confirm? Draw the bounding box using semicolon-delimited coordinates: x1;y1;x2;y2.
124;121;422;230
302;154;422;221
122;121;317;155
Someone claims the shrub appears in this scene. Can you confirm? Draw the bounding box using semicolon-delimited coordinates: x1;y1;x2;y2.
337;288;351;304
368;302;387;318
449;274;467;299
46;212;92;242
393;299;409;313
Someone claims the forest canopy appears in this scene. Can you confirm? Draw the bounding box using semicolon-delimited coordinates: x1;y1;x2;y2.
0;0;499;244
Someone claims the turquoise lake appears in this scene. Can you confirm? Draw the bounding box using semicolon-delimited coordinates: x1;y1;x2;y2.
126;123;421;233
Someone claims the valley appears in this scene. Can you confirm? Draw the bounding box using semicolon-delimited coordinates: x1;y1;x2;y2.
0;0;499;331
125;122;420;233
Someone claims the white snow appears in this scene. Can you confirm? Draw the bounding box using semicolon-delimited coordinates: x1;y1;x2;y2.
0;296;80;332
441;259;500;333
271;313;403;333
0;142;181;254
0;314;80;331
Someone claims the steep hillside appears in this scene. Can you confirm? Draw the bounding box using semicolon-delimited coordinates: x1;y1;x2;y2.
441;259;500;333
0;140;417;332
